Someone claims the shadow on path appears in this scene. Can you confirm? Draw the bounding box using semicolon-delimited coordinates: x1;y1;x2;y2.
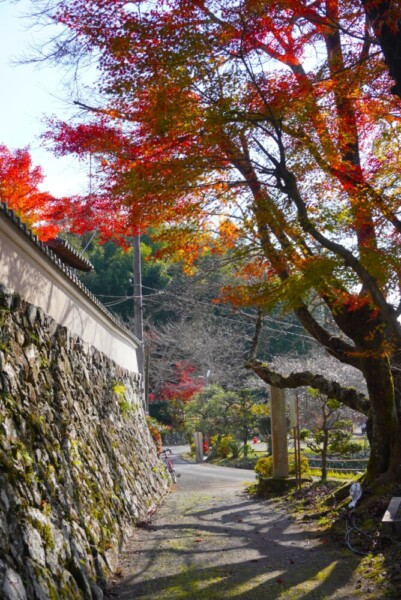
107;454;375;599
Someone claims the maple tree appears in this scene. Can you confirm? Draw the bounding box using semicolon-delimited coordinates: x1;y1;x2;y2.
41;0;401;485
148;361;205;432
0;144;60;240
160;361;205;403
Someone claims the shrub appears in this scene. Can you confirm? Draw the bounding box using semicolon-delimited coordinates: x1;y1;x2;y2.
255;456;273;478
210;434;219;447
210;434;240;458
146;416;165;454
255;453;310;479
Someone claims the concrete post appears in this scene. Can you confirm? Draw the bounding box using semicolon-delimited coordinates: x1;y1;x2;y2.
270;386;289;478
194;432;204;463
133;235;146;412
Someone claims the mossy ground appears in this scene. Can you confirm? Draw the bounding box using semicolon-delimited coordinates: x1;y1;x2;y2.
271;479;401;598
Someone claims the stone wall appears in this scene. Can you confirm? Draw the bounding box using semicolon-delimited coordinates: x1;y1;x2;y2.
0;286;169;599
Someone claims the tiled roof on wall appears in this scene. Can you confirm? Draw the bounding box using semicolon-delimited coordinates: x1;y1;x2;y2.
0;202;138;343
45;238;94;272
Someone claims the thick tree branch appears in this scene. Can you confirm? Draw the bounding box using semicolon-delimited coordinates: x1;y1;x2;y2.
294;303;363;370
248;307;263;362
362;0;401;98
245;359;370;415
280;168;401;339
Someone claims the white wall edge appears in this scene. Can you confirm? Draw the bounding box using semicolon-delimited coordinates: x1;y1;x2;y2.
0;214;140;373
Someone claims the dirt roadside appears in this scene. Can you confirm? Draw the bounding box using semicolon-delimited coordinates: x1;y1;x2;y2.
106;456;385;599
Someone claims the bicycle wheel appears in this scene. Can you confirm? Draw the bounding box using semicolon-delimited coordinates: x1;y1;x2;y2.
170;469;177;484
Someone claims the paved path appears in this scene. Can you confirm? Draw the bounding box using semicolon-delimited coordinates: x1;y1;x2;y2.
106;448;376;599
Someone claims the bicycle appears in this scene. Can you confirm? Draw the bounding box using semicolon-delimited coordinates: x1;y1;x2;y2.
159;448;178;484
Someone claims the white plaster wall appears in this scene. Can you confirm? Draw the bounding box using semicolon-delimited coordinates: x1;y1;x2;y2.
0;215;139;373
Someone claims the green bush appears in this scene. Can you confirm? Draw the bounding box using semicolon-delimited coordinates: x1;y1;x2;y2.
255;453;310;478
217;435;239;458
255;456;273;478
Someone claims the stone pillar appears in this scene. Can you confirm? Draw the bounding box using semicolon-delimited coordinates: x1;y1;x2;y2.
194;432;204;463
270;386;289;478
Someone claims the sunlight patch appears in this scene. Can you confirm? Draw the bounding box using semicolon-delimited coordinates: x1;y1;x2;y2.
278;561;338;599
226;570;284;597
165;572;227;599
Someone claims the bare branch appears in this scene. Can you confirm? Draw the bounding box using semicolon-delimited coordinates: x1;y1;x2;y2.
245;359;370;415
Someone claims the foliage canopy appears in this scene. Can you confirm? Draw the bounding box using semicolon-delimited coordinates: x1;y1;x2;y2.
34;0;401;483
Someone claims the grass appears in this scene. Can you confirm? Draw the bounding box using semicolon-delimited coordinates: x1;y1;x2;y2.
273;479;401;598
309;468;362;481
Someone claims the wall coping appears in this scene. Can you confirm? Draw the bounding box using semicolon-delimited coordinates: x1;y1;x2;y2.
0;202;140;347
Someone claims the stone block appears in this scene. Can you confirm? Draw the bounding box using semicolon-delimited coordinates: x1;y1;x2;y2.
382;496;401;535
23;525;46;567
3;567;27;600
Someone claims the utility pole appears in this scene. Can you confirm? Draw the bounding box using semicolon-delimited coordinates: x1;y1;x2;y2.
133;235;146;412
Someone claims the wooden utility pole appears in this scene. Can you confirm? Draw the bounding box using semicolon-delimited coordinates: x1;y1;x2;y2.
133;235;146;412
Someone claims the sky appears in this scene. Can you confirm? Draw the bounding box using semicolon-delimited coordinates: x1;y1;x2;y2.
0;0;89;197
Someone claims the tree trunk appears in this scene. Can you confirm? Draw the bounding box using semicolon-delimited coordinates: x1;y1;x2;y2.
363;357;401;482
243;433;248;457
362;0;401;98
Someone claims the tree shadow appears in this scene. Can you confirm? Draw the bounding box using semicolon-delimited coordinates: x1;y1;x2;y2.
108;492;365;599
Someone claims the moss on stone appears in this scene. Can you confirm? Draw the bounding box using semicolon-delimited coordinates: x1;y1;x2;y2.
48;585;58;600
31;518;55;551
27;412;46;435
0;295;168;599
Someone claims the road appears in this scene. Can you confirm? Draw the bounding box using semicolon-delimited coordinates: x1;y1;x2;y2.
106;447;377;599
167;445;257;490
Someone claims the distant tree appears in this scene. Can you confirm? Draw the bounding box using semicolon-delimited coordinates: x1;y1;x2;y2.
300;389;361;481
0;144;60;240
148;361;205;431
185;385;264;453
185;385;234;440
58;233;171;323
145;255;259;397
227;390;260;457
251;404;272;454
160;361;205;403
148;400;172;428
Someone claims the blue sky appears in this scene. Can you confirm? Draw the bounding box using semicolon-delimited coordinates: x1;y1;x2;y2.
0;0;88;196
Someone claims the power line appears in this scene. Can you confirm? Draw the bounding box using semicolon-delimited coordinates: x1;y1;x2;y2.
91;281;330;344
93;285;310;334
141;295;317;342
140;284;311;332
95;284;318;342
